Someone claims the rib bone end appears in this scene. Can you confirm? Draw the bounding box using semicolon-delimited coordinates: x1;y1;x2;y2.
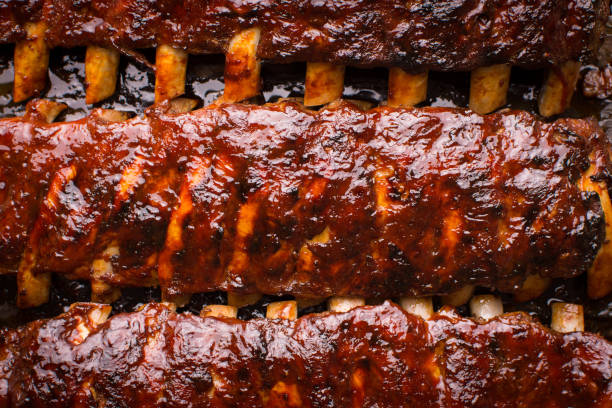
388;68;428;107
514;274;551;303
200;305;238;318
266;300;298;320
304;63;345;107
227;292;262;308
441;285;475;307
13;22;49;103
538;61;581;117
85;46;120;104
399;296;433;319
469;64;511;115
470;295;503;320
221;28;262;104
154;45;188;104
25;99;67;123
328;296;365;313
551;302;584;333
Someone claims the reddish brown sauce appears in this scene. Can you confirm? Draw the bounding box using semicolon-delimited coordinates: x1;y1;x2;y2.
0;102;609;299
0;302;610;407
0;0;609;71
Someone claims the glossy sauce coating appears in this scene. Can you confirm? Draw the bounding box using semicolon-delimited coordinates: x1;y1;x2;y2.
0;302;610;407
585;65;612;99
0;101;609;299
0;0;609;71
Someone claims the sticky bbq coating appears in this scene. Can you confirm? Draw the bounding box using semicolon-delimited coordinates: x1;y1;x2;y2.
0;302;610;407
0;0;608;71
1;100;611;305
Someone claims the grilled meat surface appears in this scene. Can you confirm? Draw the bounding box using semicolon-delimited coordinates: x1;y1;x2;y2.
585;65;612;99
0;0;609;71
0;302;610;407
0;101;609;299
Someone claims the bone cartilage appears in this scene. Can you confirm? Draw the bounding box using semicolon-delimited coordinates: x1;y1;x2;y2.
1;302;610;406
0;101;610;308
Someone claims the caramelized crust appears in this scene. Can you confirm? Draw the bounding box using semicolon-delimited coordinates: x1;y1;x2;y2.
0;101;610;299
584;65;612;99
0;302;610;407
0;0;609;71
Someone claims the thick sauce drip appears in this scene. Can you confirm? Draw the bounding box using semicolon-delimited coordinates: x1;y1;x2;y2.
0;302;610;407
0;103;609;299
0;0;608;71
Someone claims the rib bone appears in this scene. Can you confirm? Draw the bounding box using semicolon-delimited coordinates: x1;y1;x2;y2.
24;99;66;123
441;285;475;307
470;295;503;320
227;293;262;308
388;68;428;107
13;22;49;103
579;154;612;299
18;165;77;308
328;296;365;313
220;28;261;104
266;300;298;320
304;63;345;106
85;46;119;104
200;305;238;318
469;64;511;114
399;296;433;319
514;273;551;302
551;302;584;333
538;61;581;117
154;45;188;103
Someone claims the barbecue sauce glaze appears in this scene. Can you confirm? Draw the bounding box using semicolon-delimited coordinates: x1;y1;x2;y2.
1;0;608;71
0;302;610;407
0;101;609;299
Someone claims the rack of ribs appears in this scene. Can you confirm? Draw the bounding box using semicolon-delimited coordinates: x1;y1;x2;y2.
0;0;609;114
1;99;611;308
0;298;610;407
